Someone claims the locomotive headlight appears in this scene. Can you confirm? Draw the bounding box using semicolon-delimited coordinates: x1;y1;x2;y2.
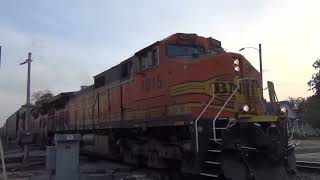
234;58;240;65
234;66;240;72
254;123;261;127
243;105;250;112
281;107;287;113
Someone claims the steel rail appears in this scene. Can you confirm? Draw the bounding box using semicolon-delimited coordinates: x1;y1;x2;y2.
296;161;320;171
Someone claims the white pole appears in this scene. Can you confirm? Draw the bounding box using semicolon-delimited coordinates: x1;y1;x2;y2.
0;137;7;180
23;53;32;161
26;52;31;130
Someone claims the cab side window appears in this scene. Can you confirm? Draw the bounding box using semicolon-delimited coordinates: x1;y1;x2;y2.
152;48;159;67
139;47;159;72
121;61;132;80
147;51;153;67
141;54;148;71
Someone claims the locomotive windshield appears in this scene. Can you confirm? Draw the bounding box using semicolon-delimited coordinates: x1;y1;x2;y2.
167;45;204;58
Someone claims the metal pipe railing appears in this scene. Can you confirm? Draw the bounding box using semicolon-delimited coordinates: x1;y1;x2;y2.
195;84;215;153
287;119;294;140
212;78;255;143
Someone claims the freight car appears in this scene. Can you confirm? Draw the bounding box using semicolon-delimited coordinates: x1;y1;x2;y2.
2;106;39;143
26;33;295;179
4;111;19;142
2;107;26;140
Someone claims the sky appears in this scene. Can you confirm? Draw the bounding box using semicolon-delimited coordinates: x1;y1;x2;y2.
0;0;319;125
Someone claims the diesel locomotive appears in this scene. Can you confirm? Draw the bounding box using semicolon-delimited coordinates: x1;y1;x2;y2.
2;33;296;179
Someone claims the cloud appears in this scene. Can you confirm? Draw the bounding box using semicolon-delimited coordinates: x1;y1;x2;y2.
0;26;120;125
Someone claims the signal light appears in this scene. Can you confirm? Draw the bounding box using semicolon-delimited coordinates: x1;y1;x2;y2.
281;107;287;113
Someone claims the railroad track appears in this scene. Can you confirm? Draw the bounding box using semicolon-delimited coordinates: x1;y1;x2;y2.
296;161;320;172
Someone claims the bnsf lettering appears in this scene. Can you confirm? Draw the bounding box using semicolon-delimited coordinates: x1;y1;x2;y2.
214;82;235;95
213;81;256;95
141;75;162;92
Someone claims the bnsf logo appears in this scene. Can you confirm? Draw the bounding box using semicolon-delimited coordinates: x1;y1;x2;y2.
213;81;258;96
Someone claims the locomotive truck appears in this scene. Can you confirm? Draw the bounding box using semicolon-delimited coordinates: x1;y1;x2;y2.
2;33;296;180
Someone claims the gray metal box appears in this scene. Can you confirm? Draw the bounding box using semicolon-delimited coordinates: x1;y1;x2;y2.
54;134;81;142
46;146;56;170
55;134;81;180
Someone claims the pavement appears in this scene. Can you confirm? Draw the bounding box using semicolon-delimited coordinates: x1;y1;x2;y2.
293;138;320;162
0;147;152;180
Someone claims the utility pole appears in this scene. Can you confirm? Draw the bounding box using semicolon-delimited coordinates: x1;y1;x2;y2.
239;44;264;97
259;44;263;88
20;52;32;162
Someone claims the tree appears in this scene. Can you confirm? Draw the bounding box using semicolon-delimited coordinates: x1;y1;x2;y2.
288;96;320;128
302;95;320;128
308;58;320;96
287;59;320;129
31;90;54;103
288;97;306;116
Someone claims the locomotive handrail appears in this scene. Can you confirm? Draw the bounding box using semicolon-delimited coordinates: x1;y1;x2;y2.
212;78;255;143
39;117;46;137
287;118;294;140
92;93;99;129
195;84;215;153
